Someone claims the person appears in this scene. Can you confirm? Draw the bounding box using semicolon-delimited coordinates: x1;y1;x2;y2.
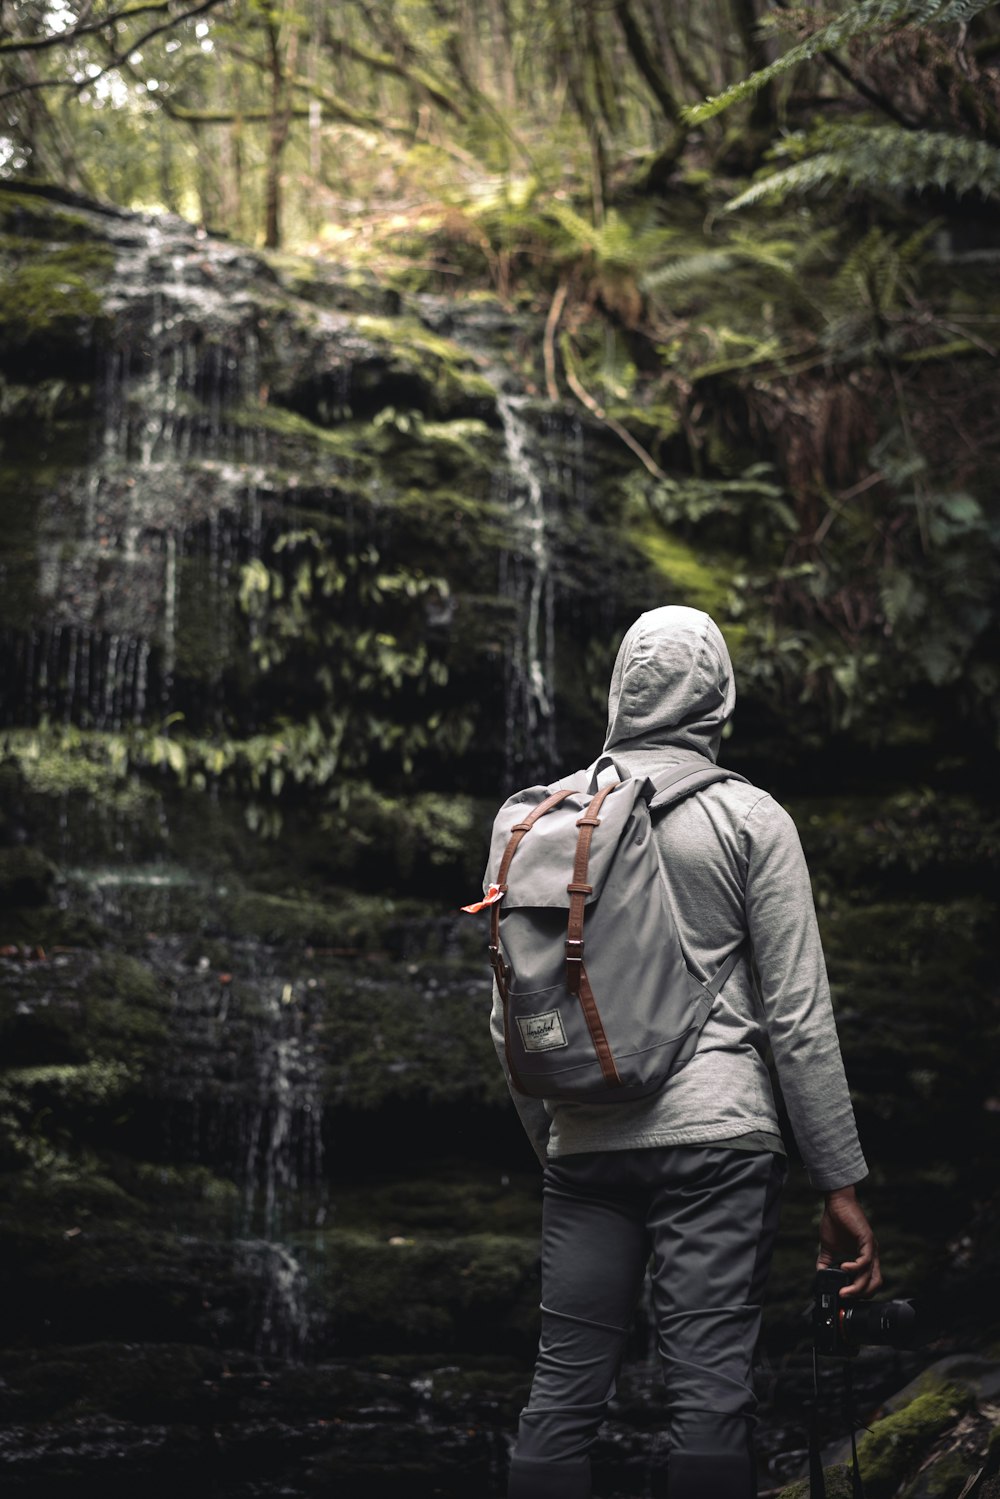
490;605;881;1499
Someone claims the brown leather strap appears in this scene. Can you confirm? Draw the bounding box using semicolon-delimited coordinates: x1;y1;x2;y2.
489;787;577;977
578;962;622;1087
490;788;577;1094
565;781;619;995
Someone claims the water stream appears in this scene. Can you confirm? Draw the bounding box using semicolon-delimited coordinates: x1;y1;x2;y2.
494;391;558;785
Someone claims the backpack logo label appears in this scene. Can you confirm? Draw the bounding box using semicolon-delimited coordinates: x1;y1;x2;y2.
517;1009;568;1052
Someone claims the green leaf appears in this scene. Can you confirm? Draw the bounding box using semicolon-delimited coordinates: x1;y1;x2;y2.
683;2;999;126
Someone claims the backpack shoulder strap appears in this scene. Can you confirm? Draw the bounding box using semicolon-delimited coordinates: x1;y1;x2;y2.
647;762;747;811
647;763;752;994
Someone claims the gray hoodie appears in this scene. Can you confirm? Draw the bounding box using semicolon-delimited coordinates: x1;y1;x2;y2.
489;605;868;1192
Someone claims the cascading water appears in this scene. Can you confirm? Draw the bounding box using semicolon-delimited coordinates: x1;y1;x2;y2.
1;212;272;734
236;978;324;1360
494;392;558;785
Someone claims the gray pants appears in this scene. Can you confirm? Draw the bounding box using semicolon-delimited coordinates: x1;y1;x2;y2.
508;1145;787;1499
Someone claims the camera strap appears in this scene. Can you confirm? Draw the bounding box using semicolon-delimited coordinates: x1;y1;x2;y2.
809;1349;865;1498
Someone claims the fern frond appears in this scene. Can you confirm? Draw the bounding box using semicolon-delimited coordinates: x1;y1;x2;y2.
724;125;1000;210
545;202;675;270
642;249;744;291
910;0;999;19
682;0;999;126
641;232;801;293
546;200;598;251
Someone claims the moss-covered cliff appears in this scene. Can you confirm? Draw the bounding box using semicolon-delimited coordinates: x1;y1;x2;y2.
1;186;998;1497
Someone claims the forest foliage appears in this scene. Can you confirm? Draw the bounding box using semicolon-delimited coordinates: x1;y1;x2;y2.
2;1;1000;755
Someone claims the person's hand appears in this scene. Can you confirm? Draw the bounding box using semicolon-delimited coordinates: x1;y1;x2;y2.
817;1184;882;1299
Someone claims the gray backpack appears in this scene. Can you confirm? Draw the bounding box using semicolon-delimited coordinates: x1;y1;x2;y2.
465;756;747;1104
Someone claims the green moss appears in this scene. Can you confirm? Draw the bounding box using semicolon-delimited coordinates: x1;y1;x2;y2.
82;954;170;1052
233;400;368;456
308;1229;540;1353
0;242;112;337
319;964;507;1110
353;313;497;406
0;845;55;906
218;884;425;949
0;189;107;243
627;517;736;618
316;784;490;889
416;416;496;461
777;1466;855;1499
356;313;484;370
1;727;152;812
263;249;402;315
128;1161;240;1211
0;1060;132;1109
332;1169;541;1238
903;1448;980;1497
0;375;93;422
855;1381;972;1498
0;1341;223;1422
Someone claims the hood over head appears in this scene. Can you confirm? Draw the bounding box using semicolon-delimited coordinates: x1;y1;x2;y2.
603;606;735;763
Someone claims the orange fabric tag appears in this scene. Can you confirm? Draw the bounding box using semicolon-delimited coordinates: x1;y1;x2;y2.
460;883;504;914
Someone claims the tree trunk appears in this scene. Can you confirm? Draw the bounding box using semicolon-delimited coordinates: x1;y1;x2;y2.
730;0;778;130
263;12;298;250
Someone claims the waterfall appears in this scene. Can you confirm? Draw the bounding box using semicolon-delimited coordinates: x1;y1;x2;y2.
3;212;276;735
495;392;558;784
241;981;326;1241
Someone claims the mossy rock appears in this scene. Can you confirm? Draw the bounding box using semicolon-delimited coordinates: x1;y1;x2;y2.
854;1379;973;1498
0;375;93;424
216;885;428;949
903;1447;980;1497
317;967;506;1110
332;1167;541;1238
0;845;56;906
777;1465;856;1498
264;249;403;316
0;1060;134;1115
307;1228;539;1355
0;237;112;371
82;955;171;1053
0;184;116;243
0;1216;267;1347
625;516;737;620
0;950;168;1075
0;1340;223;1423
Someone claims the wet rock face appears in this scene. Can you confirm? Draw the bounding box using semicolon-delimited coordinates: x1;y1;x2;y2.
0;184;660;787
2;188;999;1497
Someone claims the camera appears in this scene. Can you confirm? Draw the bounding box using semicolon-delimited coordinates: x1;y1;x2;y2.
813;1267;919;1356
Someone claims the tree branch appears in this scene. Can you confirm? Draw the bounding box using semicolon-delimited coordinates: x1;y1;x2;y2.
560;333;668;481
0;1;172;53
819;48;920;129
544;278;569;403
322;31;465;119
0;0;229;102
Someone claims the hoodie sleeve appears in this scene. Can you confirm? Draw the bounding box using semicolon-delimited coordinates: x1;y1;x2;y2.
742;795;868;1192
490;981;551;1166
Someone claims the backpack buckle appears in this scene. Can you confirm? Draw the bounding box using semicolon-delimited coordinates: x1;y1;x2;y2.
565;938;584;994
488;944;509;998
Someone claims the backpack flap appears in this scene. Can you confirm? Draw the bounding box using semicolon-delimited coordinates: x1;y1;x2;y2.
487;776;650;912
